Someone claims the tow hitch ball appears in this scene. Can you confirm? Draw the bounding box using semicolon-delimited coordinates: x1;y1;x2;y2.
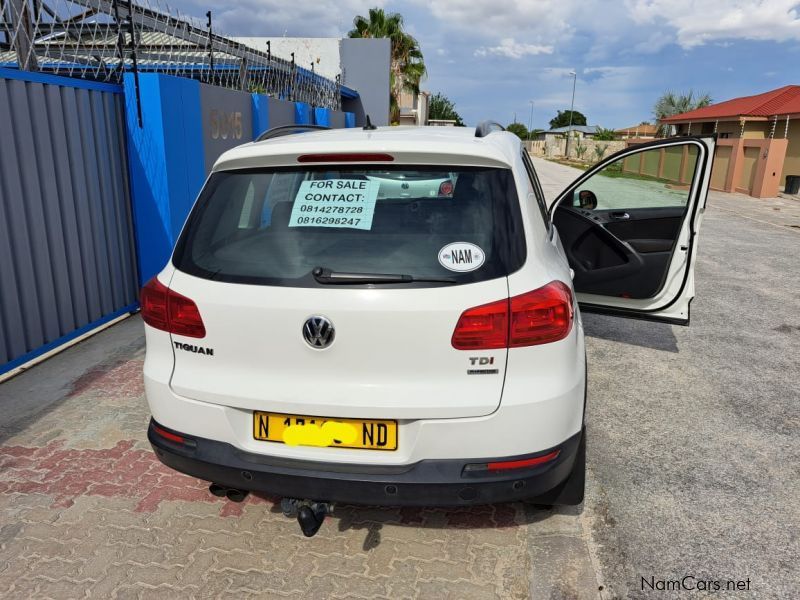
281;498;333;537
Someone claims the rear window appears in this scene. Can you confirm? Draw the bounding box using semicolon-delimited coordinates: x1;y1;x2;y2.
173;165;525;287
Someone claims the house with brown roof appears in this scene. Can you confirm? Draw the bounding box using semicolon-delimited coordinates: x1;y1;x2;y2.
614;123;658;139
660;85;800;197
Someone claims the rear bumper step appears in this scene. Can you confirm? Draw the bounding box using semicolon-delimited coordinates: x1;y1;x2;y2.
148;419;583;507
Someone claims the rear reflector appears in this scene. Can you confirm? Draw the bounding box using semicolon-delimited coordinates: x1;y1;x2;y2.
140;277;206;338
151;422;197;449
487;450;560;471
463;449;560;473
152;423;185;444
451;281;573;350
297;153;394;163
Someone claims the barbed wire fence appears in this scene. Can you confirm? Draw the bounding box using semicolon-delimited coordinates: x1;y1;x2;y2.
0;0;342;110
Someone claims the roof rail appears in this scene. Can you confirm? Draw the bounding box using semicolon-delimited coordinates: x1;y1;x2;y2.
256;124;330;142
475;121;505;138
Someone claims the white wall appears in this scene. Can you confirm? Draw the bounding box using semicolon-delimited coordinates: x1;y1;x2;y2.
233;37;341;80
233;37;391;126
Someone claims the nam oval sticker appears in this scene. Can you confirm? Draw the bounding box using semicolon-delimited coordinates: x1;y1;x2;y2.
438;242;485;272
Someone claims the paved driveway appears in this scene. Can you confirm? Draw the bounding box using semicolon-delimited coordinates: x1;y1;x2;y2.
0;158;797;599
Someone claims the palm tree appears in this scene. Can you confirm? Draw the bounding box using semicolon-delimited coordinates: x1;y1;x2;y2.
653;90;712;136
348;8;426;123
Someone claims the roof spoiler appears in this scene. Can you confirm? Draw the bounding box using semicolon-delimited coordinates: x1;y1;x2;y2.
475;121;505;138
256;124;330;142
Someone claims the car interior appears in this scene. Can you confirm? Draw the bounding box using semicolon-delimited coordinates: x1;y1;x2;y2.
553;146;697;300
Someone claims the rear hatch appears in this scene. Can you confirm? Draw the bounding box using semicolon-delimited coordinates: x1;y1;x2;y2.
168;163;526;419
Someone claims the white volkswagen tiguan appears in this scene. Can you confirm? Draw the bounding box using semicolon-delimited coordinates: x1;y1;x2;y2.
142;123;713;519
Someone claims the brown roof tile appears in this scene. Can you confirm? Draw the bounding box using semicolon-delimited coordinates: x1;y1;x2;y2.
660;85;800;122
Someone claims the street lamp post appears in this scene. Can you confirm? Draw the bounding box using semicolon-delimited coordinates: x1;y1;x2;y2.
565;70;577;158
527;100;534;143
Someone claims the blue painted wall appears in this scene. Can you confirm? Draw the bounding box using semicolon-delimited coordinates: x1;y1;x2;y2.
123;73;205;285
252;94;270;139
124;77;357;285
294;102;311;125
314;107;331;127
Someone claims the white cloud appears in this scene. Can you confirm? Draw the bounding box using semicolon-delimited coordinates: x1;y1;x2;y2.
413;0;800;60
626;0;800;48
475;38;554;59
174;0;386;37
413;0;573;37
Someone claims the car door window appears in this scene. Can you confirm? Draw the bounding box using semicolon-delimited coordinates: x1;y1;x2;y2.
521;150;550;230
568;145;699;211
554;144;700;300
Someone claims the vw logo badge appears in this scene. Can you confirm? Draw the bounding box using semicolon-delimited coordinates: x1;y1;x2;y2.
303;316;335;349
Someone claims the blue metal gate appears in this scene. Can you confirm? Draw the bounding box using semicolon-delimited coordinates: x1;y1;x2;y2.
0;69;139;376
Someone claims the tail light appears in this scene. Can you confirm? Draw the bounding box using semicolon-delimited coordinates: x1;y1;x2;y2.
450;297;509;350
140;277;206;338
509;281;573;347
438;180;454;196
451;281;573;350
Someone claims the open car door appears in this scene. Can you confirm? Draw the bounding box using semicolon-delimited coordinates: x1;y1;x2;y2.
549;136;714;325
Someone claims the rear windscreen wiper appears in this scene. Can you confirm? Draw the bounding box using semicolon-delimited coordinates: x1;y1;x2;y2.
312;267;457;285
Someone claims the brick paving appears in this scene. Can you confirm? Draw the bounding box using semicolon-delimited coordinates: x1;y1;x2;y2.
0;341;543;599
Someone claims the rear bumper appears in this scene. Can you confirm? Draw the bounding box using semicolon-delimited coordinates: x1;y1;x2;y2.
148;419;583;507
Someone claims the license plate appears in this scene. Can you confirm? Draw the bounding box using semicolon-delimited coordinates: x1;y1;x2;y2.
252;411;397;451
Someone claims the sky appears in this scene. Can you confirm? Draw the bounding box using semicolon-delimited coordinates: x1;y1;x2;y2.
174;0;800;129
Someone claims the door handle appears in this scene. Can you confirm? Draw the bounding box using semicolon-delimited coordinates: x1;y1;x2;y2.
610;211;630;220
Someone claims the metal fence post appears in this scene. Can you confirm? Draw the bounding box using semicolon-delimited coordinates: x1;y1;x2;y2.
8;0;39;70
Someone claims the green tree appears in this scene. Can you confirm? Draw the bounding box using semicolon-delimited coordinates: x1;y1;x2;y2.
653;90;712;135
549;110;587;129
574;139;588;161
593;144;608;162
428;92;465;126
348;8;426;123
505;122;528;140
592;127;616;141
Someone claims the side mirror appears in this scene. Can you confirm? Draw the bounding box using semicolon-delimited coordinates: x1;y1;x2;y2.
576;190;598;210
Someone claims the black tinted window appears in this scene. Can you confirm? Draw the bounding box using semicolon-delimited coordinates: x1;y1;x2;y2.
173;165;525;287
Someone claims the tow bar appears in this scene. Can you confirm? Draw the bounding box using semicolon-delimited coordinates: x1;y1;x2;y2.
280;498;333;537
209;484;332;537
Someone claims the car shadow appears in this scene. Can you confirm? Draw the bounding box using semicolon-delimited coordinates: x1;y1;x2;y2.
582;312;679;353
256;492;581;551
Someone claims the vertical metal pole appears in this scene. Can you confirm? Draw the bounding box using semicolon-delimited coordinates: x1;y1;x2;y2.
527;100;534;142
0;1;8;51
265;40;271;95
290;51;295;101
125;0;142;127
566;71;577;157
9;0;39;71
239;57;247;91
112;0;125;78
206;11;214;84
